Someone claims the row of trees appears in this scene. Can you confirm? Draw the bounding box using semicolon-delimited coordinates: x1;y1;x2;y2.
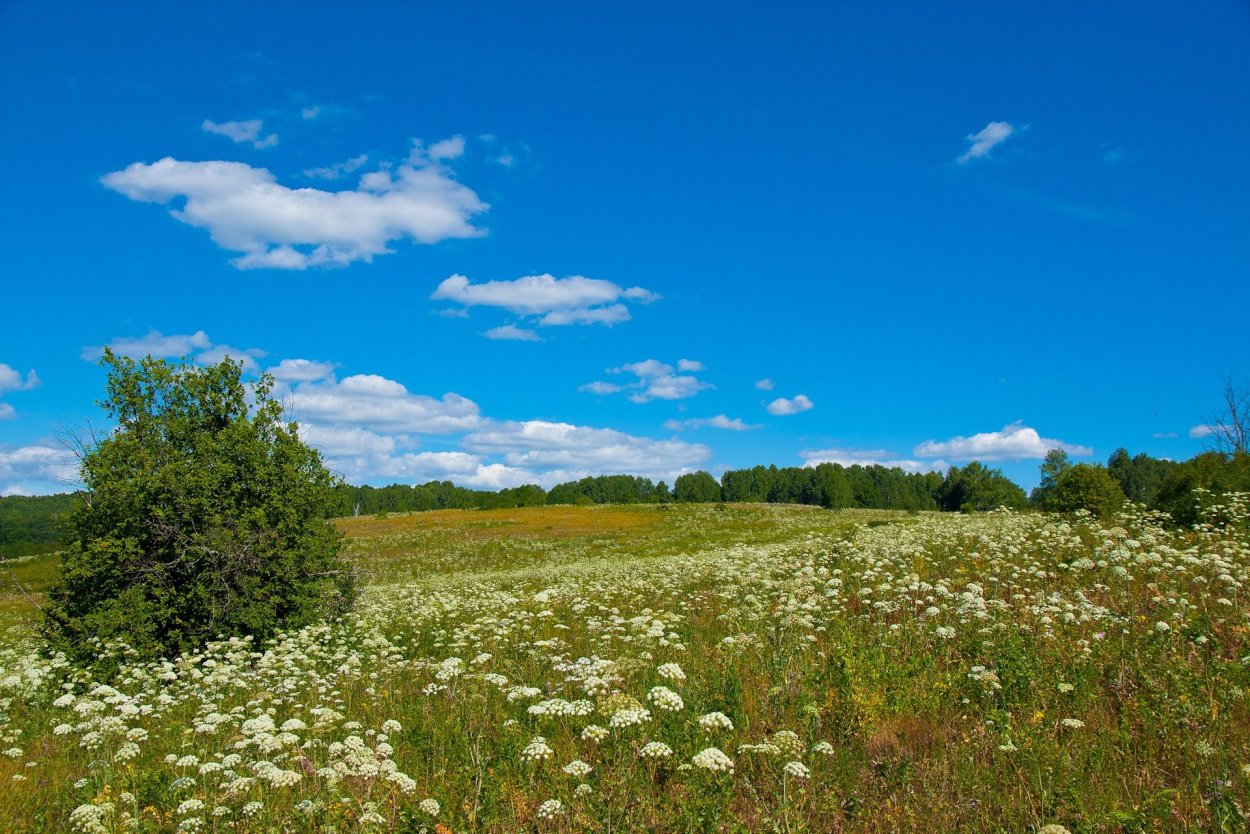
23;353;1249;668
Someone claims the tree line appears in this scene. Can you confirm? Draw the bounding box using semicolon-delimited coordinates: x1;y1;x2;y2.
8;447;1247;560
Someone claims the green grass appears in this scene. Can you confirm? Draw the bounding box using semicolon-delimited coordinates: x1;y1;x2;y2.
0;501;1247;833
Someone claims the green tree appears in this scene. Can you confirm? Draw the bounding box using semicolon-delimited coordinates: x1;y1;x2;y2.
1030;449;1072;506
1152;451;1250;526
1042;463;1125;518
936;462;1029;512
43;351;355;664
673;471;722;502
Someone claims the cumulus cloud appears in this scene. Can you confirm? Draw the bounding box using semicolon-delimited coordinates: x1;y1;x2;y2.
202;118;278;149
0;444;79;495
754;378;775;391
0;365;40;394
582;359;712;404
431;273;659;333
102;140;488;269
1153;431;1178;439
1188;424;1215;439
766;394;814;416
801;447;947;474
664;415;761;432
463;420;711;484
0;364;40;418
304;154;369;180
268;358;337;383
957;121;1015;164
83;330;266;372
913;423;1091;461
284;373;482;434
483;325;540;342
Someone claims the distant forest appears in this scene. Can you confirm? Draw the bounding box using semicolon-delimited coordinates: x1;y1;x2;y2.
4;449;1247;560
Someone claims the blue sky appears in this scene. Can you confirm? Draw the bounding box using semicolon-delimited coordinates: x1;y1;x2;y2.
2;1;1247;496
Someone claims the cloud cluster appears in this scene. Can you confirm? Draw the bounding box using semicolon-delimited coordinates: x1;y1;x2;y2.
285;373;482;435
0;364;40;420
432;273;659;333
0;444;78;495
463;420;711;484
82;330;266;373
581;359;712;404
801;422;1091;476
1189;424;1214;439
766;394;814;416
202;118;278;149
914;423;1091;461
664;415;760;432
801;447;946;475
101;138;487;269
957;121;1015;164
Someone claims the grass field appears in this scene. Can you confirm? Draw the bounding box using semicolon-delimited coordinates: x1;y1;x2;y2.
1;500;1248;833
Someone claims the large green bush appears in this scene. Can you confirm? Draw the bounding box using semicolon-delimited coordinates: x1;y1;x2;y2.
43;350;355;663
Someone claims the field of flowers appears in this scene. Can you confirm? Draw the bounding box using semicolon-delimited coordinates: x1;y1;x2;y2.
1;499;1248;833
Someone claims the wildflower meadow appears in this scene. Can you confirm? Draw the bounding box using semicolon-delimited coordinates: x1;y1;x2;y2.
2;499;1248;832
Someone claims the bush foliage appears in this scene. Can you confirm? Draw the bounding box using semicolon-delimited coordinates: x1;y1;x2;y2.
43;351;355;663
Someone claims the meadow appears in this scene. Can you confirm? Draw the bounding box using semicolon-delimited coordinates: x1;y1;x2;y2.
1;499;1248;833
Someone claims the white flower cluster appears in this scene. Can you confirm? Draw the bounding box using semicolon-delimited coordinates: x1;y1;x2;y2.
692;746;735;774
521;736;554;762
638;741;673;759
697;711;734;732
647;686;684;712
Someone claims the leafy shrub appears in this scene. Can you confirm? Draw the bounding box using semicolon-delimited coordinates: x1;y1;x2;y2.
43;350;355;663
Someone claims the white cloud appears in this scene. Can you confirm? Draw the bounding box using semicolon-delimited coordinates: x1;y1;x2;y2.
463;420;711;485
102;142;488;269
754;378;775;391
202;118;278;149
766;394;814;416
83;329;211;361
1188;424;1215;439
483;325;540;342
83;330;266;372
0;364;40;417
431;273;659;333
578;381;624;396
283;373;482;435
0;444;79;494
195;343;268;373
304;154;369;180
913;423;1091;461
426;136;465;161
957;121;1015;164
585;358;713;404
665;415;760;432
1153;431;1178;439
301;105;321;120
268;358;337;383
801;447;947;474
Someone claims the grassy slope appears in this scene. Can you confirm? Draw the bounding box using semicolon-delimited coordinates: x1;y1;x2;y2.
0;503;1247;833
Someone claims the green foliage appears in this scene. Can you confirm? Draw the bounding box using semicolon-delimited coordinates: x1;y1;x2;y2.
545;474;666;505
0;493;79;559
673;470;722;502
1153;451;1250;526
721;463;940;510
1106;448;1175;505
1043;463;1126;518
935;462;1029;512
43;350;355;663
1030;448;1072;506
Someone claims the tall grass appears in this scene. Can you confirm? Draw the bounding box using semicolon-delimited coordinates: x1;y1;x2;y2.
0;501;1246;832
